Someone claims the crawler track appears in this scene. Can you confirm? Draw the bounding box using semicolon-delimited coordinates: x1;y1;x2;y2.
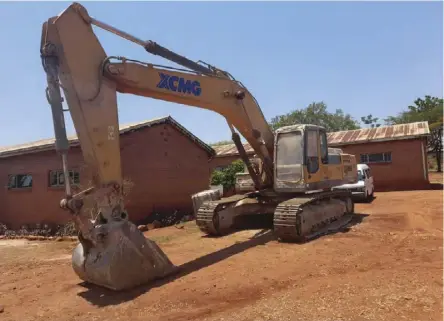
196;195;246;235
196;190;354;242
273;189;353;242
196;201;220;235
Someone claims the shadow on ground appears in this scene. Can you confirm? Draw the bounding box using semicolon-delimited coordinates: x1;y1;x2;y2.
430;183;443;190
354;196;377;204
77;212;369;307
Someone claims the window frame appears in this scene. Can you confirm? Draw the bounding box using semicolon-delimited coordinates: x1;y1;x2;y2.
319;129;329;165
48;169;80;188
360;152;392;164
328;154;341;165
304;129;320;174
7;173;33;190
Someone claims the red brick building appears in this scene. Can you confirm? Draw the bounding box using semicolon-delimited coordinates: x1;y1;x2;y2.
210;122;431;192
0;116;215;229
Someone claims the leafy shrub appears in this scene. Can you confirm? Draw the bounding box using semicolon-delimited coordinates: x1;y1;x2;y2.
210;160;245;190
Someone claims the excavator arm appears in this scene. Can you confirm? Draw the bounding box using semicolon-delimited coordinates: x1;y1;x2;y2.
41;3;274;198
40;3;276;290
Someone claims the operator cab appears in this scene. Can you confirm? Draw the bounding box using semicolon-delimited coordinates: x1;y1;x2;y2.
273;124;358;193
274;124;329;192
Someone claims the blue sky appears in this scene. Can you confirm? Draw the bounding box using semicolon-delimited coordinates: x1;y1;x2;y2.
0;1;442;147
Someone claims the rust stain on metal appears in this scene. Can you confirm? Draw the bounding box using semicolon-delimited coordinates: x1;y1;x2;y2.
213;121;431;156
212;143;254;157
327;121;430;146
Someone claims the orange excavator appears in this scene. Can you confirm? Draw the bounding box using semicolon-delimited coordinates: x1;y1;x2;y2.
41;2;358;291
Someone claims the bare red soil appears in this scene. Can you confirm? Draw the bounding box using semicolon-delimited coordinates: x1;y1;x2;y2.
0;173;442;321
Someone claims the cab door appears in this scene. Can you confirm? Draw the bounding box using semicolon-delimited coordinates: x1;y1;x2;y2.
319;129;329;181
304;128;321;182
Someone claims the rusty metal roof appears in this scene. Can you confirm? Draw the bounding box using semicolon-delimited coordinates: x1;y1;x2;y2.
211;143;255;157
0;116;215;158
327;121;430;146
213;121;430;157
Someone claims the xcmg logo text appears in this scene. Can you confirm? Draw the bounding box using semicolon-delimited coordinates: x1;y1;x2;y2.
156;72;202;96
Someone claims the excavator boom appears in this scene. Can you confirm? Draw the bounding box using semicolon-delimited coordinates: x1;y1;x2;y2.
42;3;274;193
41;2;276;290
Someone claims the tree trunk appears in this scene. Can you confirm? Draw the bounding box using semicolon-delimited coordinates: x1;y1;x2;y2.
436;149;442;172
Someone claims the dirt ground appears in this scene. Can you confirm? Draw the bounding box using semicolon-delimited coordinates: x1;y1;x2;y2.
1;173;442;321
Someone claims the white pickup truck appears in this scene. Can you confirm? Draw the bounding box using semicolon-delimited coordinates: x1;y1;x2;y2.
333;163;375;202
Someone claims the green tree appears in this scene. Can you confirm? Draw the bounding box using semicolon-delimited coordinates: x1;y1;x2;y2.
210;159;245;190
385;95;443;172
361;114;381;128
384;95;443;125
270;101;360;132
210;140;233;146
428;122;443;172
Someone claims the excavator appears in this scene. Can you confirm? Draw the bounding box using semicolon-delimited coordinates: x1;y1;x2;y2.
40;2;358;291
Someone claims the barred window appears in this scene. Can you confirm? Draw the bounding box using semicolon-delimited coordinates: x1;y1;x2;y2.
49;170;80;187
360;152;392;164
8;174;33;189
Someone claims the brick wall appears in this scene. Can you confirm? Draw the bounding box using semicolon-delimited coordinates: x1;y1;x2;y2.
338;138;429;191
0;124;211;229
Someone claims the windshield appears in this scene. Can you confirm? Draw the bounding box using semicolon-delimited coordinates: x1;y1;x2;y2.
275;131;303;183
276;132;303;166
357;170;364;181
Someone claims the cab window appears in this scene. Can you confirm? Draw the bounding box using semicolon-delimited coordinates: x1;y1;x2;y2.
305;129;319;174
320;130;328;164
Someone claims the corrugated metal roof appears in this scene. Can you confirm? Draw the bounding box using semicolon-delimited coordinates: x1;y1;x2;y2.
327;121;430;146
213;121;430;157
211;143;255;157
0;116;215;158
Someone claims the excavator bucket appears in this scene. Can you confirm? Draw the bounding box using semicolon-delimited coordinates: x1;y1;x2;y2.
71;219;177;291
40;4;177;291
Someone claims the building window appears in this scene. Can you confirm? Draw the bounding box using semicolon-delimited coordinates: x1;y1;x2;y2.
49;170;80;187
360;152;392;164
8;174;33;189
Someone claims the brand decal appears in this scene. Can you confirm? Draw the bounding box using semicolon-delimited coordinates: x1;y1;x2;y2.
156;72;202;96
